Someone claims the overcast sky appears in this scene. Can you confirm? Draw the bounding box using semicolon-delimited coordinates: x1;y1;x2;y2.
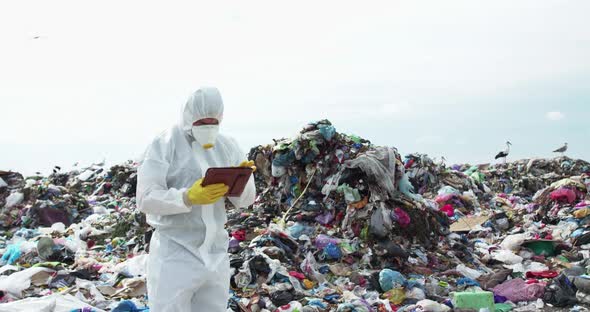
1;0;589;175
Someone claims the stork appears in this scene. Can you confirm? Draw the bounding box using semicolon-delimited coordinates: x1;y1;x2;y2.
553;142;568;156
495;141;512;163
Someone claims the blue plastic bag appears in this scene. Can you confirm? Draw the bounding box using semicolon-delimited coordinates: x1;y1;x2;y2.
379;269;406;292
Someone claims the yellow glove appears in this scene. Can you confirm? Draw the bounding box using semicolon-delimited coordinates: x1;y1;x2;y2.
186;178;229;205
238;160;257;172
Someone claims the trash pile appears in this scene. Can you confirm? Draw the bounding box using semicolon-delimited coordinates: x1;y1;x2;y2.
1;119;590;312
0;164;150;311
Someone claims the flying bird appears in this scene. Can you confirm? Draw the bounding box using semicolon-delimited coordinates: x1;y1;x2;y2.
495;141;512;163
553;142;568;155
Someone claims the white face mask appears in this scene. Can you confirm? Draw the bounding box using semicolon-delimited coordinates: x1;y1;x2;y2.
191;125;219;149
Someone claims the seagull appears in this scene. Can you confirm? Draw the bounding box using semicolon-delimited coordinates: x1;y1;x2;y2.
495;141;512;163
553;142;568;156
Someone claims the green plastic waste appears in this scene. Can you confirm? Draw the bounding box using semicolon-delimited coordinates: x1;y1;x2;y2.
337;184;361;203
470;171;485;184
524;240;556;256
464;165;479;175
453;291;494;311
33;261;62;268
347;134;362;144
360;225;369;241
495;303;513;312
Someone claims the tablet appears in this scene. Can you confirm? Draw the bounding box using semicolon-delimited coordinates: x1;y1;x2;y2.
201;167;253;197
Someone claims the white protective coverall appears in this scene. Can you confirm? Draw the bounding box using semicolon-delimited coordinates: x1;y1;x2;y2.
137;87;256;312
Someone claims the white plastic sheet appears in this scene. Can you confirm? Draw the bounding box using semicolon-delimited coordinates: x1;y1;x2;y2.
0;267;54;297
0;293;103;312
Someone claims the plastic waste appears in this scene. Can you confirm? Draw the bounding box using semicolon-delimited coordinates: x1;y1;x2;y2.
456;277;480;287
452;291;494;311
382;287;405;305
314;234;340;249
300;252;325;283
321;243;342;260
4;192;24;208
318;124;336;141
577;291;590;304
493;278;545;303
0;267;55;297
337;184;361;203
543;273;578;307
370;206;392;238
277;301;303;312
406;286;426;300
492;250;523;264
456;264;483;279
111;300;147;312
1;243;22;265
500;234;528;251
393;207;410;228
379;269;406;292
440;204;454;217
494;303;513;312
416;299;451;312
551;187;577;203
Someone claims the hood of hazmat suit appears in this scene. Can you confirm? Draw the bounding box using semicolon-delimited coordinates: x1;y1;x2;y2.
137;87;256;312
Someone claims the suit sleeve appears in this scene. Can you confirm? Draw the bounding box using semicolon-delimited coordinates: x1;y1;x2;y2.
137;139;192;215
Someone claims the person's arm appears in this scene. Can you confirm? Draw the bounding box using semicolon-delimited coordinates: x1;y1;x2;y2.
137;143;192;216
228;138;256;209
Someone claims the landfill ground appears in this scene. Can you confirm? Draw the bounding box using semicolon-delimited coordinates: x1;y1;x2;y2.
1;119;590;312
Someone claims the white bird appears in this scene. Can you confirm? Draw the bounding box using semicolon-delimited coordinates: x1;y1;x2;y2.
495;141;512;163
553;142;568;156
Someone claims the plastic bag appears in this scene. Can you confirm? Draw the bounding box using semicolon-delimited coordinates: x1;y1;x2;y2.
456;264;482;280
379;269;406;292
1;243;22;265
440;204;454;217
383;287;405;305
551;187;577;204
370;205;392;239
393;208;410;228
0;267;55;297
492;250;523;264
314;234;340;249
321;243;342;260
478;269;512;290
114;254;147;277
416;299;451;312
343;147;399;199
493;278;545;303
318;124;336;141
437;186;460;196
406;287;426;300
4;192;24;208
543;273;578;307
300;252;325;283
500;234;527;251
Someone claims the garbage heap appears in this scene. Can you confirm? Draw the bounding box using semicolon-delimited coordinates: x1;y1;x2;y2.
1;119;590;312
226;121;590;312
0;163;150;311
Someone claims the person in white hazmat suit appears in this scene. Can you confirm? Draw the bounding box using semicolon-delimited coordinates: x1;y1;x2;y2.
137;87;256;312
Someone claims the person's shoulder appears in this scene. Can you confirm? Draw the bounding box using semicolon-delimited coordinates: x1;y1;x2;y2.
141;126;185;163
151;126;183;145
